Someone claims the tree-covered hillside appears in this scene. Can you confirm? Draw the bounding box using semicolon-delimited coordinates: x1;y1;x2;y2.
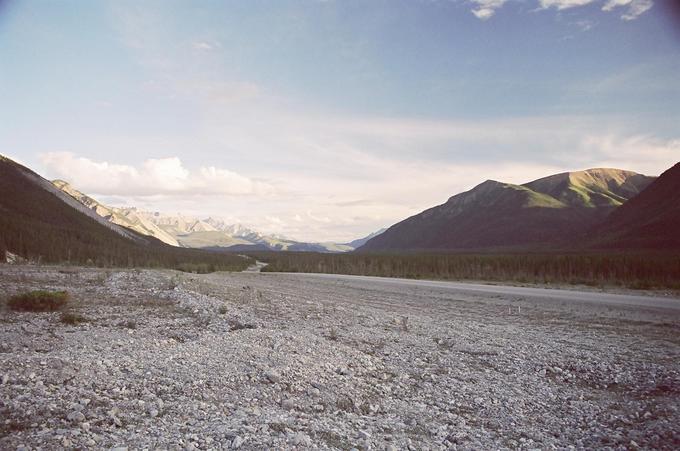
0;156;249;272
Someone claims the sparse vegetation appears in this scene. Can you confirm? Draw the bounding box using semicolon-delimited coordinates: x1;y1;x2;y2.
7;290;69;312
60;311;88;325
253;251;680;290
401;315;409;332
176;263;220;274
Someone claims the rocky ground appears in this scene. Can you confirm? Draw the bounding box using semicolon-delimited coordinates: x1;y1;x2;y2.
1;264;679;450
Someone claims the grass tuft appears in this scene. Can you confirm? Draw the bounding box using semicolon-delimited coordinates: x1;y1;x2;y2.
7;290;69;312
60;311;88;325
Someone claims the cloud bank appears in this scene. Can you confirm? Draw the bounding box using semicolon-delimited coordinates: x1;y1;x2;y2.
40;152;273;197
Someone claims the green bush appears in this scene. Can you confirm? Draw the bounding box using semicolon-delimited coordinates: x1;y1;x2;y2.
8;290;69;312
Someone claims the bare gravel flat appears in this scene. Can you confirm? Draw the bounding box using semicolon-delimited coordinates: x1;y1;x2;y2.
1;265;679;450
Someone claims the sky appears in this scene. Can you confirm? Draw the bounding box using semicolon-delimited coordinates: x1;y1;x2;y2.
1;0;679;242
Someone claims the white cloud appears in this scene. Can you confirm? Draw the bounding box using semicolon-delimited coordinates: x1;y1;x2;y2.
538;0;596;10
602;0;653;20
469;0;507;20
574;19;596;31
192;41;216;51
536;0;653;19
465;0;654;21
40;152;273;197
578;134;680;174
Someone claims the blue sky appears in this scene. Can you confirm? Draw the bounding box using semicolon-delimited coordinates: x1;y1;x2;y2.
1;0;679;241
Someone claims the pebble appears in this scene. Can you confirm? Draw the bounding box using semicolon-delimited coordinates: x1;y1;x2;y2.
281;399;295;410
265;371;281;384
67;411;86;423
358;430;371;440
291;433;311;446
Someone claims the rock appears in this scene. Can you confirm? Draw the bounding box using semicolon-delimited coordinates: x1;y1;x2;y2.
231;436;244;449
336;367;352;376
265;371;281;384
281;399;295;410
67;411;86;423
358;430;371;440
291;433;311;446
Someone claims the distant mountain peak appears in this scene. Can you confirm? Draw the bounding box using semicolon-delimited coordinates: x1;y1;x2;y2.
51;179;180;246
361;166;656;252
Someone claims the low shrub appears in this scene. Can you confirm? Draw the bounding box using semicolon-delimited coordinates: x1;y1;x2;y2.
7;290;69;312
60;311;88;325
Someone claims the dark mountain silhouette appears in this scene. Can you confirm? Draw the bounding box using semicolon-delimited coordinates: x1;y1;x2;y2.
0;155;247;270
586;162;680;249
359;168;654;252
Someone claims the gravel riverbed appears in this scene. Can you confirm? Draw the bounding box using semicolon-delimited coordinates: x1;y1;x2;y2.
1;265;679;450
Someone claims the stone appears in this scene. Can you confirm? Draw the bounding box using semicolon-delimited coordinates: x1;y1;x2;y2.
358;430;371;440
265;371;281;384
291;433;311;446
231;436;244;449
67;411;86;423
281;399;295;410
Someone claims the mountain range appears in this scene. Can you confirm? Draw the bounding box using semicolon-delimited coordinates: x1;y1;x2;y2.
2;153;678;266
51;180;378;253
0;155;247;270
359;167;669;251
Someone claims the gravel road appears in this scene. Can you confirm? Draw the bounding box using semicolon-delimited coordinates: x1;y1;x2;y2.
277;272;680;310
1;265;679;450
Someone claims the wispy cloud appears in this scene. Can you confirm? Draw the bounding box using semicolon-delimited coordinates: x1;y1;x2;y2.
466;0;654;20
602;0;653;21
469;0;507;20
574;19;596;31
192;40;219;51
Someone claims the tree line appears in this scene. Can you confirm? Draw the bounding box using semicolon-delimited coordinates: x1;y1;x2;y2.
250;251;680;290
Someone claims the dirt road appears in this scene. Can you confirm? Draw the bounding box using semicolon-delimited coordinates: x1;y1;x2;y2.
275;272;680;310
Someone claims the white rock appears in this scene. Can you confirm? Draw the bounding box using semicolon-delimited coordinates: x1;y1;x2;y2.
231;436;244;449
265;371;281;384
